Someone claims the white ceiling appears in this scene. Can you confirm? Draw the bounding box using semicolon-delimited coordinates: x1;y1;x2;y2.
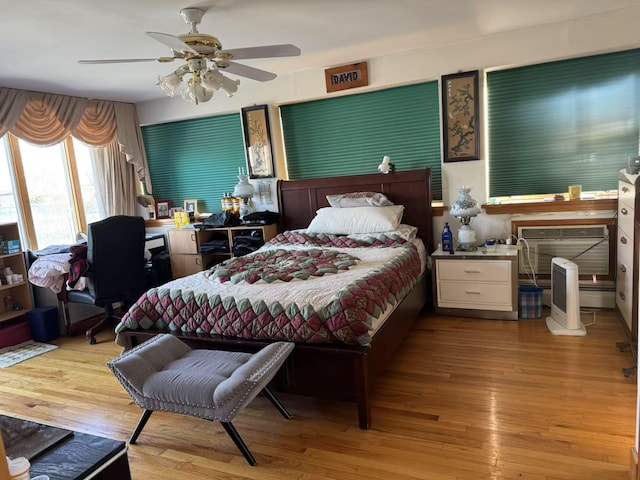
1;0;638;104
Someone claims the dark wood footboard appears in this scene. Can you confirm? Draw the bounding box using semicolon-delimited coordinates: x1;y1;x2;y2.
117;275;427;429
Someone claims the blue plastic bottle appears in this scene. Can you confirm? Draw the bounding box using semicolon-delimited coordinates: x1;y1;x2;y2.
442;222;454;254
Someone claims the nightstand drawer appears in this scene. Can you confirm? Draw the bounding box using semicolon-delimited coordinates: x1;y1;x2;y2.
438;281;513;311
436;260;511;283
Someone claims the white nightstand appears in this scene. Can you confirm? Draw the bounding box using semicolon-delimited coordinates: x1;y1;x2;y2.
431;246;519;320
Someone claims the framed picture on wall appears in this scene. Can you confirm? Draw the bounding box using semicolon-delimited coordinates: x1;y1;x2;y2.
241;105;275;178
441;70;480;162
155;200;171;219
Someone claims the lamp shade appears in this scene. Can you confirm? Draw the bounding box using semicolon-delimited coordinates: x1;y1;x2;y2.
450;186;482;218
233;174;255;198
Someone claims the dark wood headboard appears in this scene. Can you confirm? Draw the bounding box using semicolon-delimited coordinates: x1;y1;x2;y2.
277;168;433;253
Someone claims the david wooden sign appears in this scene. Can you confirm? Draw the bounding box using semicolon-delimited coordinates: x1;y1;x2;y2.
325;62;368;93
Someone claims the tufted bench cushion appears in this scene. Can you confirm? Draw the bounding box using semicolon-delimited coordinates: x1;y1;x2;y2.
108;334;295;465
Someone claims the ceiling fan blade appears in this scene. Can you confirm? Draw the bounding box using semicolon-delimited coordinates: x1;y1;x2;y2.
146;32;199;55
220;62;277;82
78;57;175;64
221;44;301;60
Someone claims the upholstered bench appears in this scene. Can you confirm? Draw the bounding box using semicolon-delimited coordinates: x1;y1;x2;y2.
107;334;295;465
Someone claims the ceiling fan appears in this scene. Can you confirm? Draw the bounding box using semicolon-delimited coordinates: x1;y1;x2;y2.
79;7;301;104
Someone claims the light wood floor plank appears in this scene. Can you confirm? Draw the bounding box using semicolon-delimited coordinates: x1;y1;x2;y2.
0;309;634;479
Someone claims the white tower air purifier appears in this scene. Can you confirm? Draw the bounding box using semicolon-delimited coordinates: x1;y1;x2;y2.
545;257;586;336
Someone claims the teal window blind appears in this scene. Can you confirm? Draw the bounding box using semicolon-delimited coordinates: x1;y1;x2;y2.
487;49;640;198
281;82;442;200
142;113;246;213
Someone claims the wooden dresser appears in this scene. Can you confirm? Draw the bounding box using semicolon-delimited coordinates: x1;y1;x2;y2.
616;169;639;338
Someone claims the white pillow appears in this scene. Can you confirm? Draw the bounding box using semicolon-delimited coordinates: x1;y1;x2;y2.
326;192;394;208
346;224;418;242
306;206;404;235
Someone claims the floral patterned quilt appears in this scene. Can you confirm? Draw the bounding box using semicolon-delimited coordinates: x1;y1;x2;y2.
115;231;422;345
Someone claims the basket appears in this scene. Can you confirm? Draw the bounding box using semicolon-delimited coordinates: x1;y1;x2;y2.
518;286;543;319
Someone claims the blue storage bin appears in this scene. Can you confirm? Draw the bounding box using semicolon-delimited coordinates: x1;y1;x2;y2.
27;307;60;342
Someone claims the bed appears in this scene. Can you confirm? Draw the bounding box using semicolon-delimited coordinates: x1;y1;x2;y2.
116;168;433;429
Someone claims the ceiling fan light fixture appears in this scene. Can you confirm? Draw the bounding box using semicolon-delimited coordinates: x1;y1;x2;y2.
220;76;240;97
201;69;224;91
157;72;183;97
182;79;214;105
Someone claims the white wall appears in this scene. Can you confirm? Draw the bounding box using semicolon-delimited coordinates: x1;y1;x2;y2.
138;6;640;201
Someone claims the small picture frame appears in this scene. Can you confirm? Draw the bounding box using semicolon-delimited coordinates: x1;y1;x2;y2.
184;200;198;215
241;105;275;178
441;70;480;162
155;200;171;219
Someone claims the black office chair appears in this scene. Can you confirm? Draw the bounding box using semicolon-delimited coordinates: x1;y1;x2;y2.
59;215;147;344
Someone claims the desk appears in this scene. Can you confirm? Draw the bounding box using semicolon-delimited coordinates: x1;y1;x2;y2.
30;432;130;480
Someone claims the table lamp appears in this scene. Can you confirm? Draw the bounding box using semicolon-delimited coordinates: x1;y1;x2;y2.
449;186;482;251
233;167;256;219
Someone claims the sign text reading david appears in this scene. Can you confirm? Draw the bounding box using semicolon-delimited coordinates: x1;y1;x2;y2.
331;70;362;85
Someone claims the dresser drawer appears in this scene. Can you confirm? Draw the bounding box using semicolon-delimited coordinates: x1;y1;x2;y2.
617;226;633;265
616;264;633;331
617;200;634;237
436;259;511;283
438;281;513;311
619;180;636;207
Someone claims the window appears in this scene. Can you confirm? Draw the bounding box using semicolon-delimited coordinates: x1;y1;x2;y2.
1;134;103;250
487;48;640;199
281;82;443;200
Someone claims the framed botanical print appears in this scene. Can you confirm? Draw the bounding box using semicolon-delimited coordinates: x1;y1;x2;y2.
441;70;480;162
241;105;275;178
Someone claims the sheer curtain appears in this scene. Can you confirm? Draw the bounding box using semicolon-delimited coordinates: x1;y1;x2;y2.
0;87;150;215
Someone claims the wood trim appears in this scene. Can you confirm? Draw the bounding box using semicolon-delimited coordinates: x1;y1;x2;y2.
64;137;87;233
433;205;446;217
7;134;37;249
483;198;617;215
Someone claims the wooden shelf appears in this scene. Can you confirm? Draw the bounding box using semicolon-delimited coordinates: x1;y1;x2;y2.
0;222;33;323
0;309;27;324
168;224;278;279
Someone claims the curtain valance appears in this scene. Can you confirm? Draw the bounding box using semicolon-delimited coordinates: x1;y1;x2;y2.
0;87;151;192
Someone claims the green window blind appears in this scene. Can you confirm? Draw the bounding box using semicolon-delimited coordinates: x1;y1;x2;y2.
142;113;246;213
487;49;640;198
281;82;442;200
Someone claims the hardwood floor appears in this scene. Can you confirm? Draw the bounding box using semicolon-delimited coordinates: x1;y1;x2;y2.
0;309;635;479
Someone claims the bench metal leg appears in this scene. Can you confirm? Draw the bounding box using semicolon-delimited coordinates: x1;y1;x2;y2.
129;409;153;444
262;387;292;419
220;421;256;466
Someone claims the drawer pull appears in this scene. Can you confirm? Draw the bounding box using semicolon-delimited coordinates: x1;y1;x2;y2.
463;269;481;274
622;186;629;193
464;290;482;295
196;257;202;266
620;265;627;273
621;207;628;215
621;236;628;245
191;233;196;242
619;291;626;301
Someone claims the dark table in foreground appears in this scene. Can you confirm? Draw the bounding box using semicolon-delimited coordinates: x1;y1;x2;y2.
29;431;130;480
